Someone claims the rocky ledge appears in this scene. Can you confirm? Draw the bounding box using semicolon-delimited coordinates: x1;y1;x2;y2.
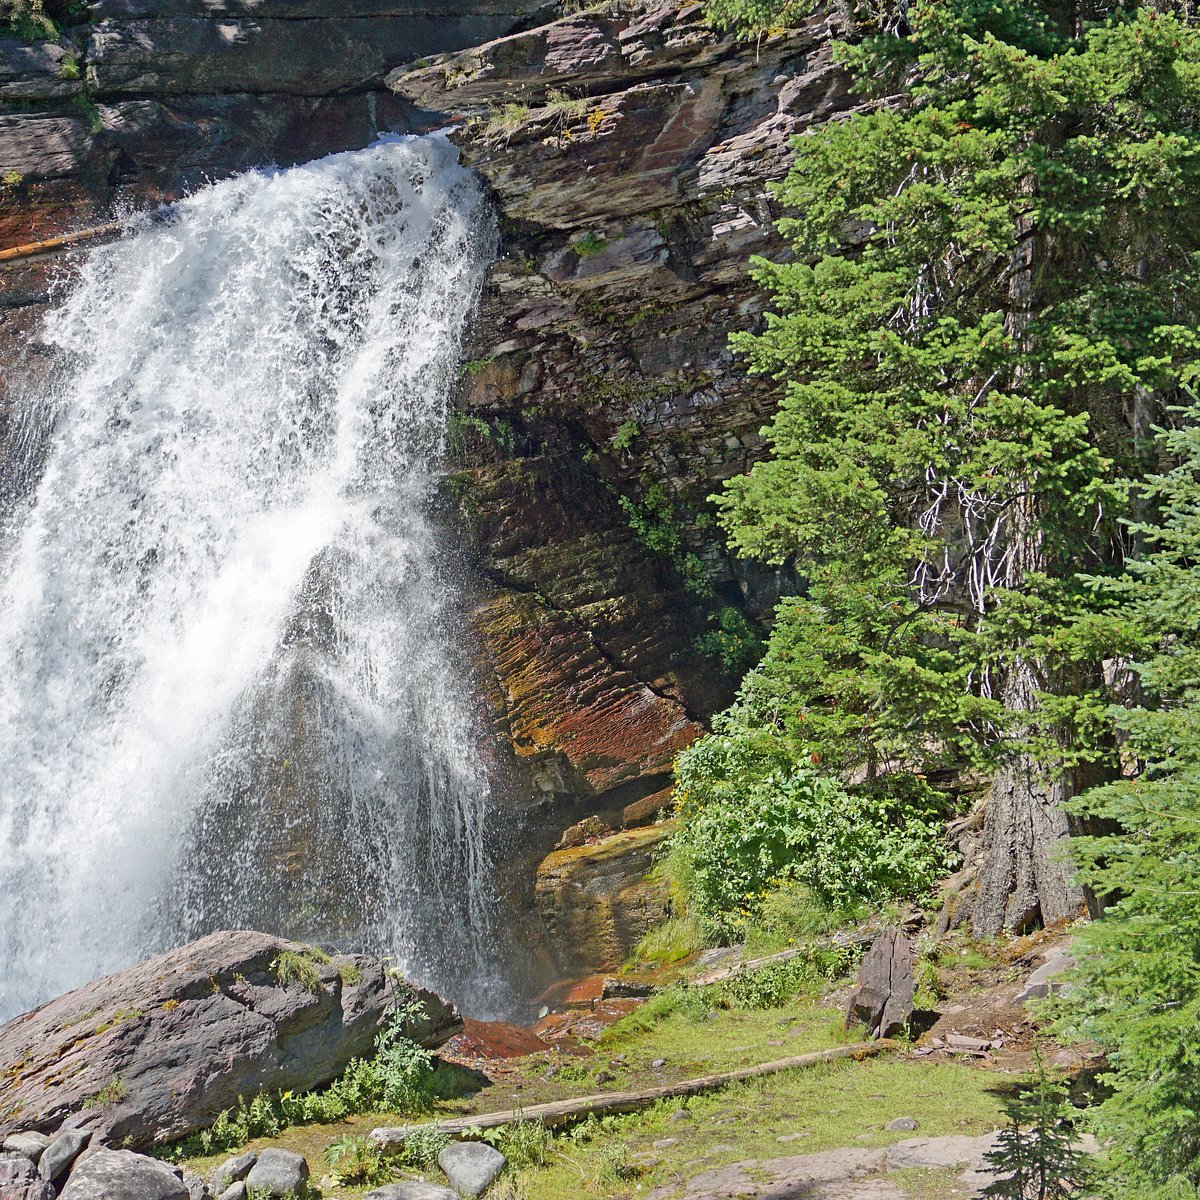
0;930;460;1150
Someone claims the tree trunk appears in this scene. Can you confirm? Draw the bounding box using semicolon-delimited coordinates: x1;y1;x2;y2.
972;660;1082;935
972;160;1081;936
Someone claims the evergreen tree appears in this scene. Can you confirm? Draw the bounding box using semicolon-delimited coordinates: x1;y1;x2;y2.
716;0;1200;933
1062;409;1200;1197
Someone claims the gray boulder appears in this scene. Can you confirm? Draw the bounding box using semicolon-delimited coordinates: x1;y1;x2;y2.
38;1129;91;1184
0;1156;54;1200
210;1151;257;1195
438;1141;507;1198
0;930;460;1150
243;1148;309;1197
58;1149;190;1199
364;1185;459;1200
2;1132;51;1163
1016;947;1075;1003
216;1185;248;1200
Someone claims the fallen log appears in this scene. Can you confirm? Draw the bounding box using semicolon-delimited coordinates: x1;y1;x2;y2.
0;222;124;266
371;1040;895;1149
691;933;875;988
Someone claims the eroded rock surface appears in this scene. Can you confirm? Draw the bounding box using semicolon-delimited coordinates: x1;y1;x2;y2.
0;930;460;1148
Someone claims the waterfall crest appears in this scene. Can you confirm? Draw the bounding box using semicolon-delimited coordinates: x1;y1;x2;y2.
0;136;503;1021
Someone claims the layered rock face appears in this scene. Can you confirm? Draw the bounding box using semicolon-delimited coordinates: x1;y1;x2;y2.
390;2;853;821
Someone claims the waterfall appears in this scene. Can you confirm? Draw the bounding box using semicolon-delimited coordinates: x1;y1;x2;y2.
0;136;506;1021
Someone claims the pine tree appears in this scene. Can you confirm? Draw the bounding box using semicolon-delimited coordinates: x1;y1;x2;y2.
716;1;1200;933
1061;409;1200;1197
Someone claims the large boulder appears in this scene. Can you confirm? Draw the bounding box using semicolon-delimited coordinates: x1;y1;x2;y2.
0;930;460;1149
57;1149;190;1200
0;1156;55;1200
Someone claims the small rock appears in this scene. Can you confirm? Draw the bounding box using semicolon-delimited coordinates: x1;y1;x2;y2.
437;1141;507;1199
946;1033;993;1053
886;1117;920;1132
38;1129;91;1184
244;1148;309;1197
610;1054;627;1063
711;1143;735;1153
210;1152;257;1195
1016;948;1075;1003
599;978;654;1000
181;1171;210;1200
216;1185;247;1200
651;1058;667;1068
776;1132;809;1143
0;1156;54;1200
364;1184;459;1200
59;1150;191;1200
668;1110;691;1123
595;1070;614;1084
630;1152;661;1168
3;1133;52;1164
652;1137;678;1149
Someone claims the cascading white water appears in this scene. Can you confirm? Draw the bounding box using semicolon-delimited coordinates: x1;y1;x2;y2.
0;135;506;1021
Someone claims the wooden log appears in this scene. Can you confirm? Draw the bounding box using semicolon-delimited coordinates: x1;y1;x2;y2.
0;222;124;266
691;933;875;988
370;1040;895;1149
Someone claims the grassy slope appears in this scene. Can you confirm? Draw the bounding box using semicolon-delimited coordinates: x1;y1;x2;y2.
179;987;1010;1198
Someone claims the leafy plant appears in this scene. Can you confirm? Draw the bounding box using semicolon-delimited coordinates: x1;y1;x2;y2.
693;604;763;674
85;1077;129;1108
394;1125;451;1168
670;729;951;940
1;171;22;187
572;232;607;257
324;1134;392;1187
484;1114;553;1168
0;0;57;39
610;419;640;452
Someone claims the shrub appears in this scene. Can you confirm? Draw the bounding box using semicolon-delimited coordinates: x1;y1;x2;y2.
324;1135;392;1187
671;729;950;940
394;1126;451;1169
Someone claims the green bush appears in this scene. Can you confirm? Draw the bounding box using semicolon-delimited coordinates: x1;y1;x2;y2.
324;1135;393;1187
671;730;950;940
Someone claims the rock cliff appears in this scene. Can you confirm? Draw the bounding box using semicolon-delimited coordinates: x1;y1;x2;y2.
389;1;853;823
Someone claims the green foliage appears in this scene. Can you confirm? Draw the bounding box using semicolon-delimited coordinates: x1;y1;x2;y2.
704;0;807;39
1;171;23;188
693;604;764;674
572;232;607;257
610;419;641;452
394;1126;451;1169
270;948;329;994
982;1046;1087;1199
85;1077;129;1109
0;0;57;39
1059;409;1200;1197
324;1135;393;1187
483;1116;554;1168
163;1005;438;1159
618;483;713;597
712;0;1200;808
670;729;951;940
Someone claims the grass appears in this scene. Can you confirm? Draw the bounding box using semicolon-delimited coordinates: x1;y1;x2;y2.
272;948;329;994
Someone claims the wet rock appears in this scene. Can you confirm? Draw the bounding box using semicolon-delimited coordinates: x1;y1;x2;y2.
2;1132;51;1163
556;815;613;849
438;1141;507;1198
0;1156;55;1200
535;824;671;974
210;1151;257;1195
0;931;460;1149
38;1130;91;1185
243;1148;310;1197
58;1149;190;1199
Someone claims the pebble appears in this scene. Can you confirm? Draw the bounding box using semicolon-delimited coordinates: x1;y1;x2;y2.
651;1058;667;1068
886;1116;920;1132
